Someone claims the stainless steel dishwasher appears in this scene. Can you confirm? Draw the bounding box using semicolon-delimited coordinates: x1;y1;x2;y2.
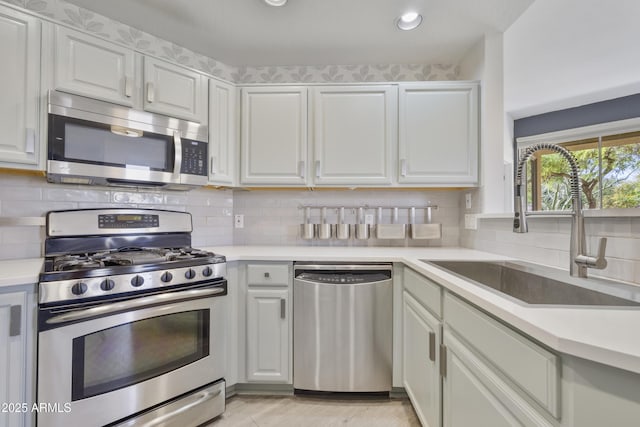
293;263;393;393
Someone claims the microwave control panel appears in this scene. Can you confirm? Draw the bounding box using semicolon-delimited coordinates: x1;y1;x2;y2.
181;139;207;176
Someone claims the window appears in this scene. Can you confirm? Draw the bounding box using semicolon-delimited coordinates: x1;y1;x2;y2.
521;130;640;211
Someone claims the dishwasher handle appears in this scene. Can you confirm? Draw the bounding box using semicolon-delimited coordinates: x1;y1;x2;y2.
294;263;392;272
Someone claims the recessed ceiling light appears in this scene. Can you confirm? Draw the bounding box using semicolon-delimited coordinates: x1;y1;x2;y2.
264;0;287;6
397;11;423;31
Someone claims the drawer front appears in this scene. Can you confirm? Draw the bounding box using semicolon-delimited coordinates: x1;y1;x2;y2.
247;263;290;286
404;267;442;318
444;293;559;418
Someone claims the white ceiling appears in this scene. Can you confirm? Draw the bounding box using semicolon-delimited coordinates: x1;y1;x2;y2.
65;0;534;67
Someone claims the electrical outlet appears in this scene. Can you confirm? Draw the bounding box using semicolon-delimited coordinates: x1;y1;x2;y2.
465;193;472;210
365;214;374;225
234;214;244;229
464;214;477;230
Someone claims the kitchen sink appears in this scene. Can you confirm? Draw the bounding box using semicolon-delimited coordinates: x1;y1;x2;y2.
424;260;640;306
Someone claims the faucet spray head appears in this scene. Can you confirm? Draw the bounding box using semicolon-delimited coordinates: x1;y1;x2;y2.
513;183;528;233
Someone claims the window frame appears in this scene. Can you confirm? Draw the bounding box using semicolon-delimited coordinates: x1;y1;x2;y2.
516;117;640;215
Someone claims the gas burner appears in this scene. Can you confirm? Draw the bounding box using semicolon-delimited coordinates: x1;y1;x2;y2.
53;255;105;272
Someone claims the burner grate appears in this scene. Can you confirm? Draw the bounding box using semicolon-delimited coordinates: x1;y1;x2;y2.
49;247;216;273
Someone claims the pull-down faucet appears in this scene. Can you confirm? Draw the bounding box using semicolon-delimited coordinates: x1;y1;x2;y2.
513;143;607;278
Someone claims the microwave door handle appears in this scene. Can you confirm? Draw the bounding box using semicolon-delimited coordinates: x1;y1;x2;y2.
173;131;182;180
45;287;226;326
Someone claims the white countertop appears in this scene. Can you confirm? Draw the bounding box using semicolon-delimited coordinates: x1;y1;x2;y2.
2;245;640;375
0;258;43;288
206;245;640;375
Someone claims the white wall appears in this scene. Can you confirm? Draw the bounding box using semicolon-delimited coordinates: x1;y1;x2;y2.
460;0;640;283
504;0;640;119
459;32;507;214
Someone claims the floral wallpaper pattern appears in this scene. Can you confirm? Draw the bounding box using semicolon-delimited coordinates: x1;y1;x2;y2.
3;0;459;83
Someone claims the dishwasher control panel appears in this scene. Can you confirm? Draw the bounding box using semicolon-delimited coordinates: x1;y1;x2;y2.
295;272;391;284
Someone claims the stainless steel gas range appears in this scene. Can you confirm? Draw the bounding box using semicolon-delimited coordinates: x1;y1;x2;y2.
37;208;227;427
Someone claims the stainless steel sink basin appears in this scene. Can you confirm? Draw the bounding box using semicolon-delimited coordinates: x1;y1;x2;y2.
424;260;640;306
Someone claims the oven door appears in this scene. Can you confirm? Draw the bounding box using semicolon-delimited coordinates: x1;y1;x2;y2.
37;286;226;427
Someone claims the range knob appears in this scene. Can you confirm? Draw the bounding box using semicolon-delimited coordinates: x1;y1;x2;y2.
202;266;213;277
131;275;145;287
161;272;173;283
100;279;115;291
71;282;88;295
185;269;196;280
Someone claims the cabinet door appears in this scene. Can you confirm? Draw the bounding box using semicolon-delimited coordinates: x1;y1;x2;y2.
55;26;135;106
246;288;290;382
403;291;441;427
208;79;236;186
144;57;206;122
240;87;308;185
398;82;478;185
0;292;28;427
0;6;40;168
312;86;396;185
442;329;553;427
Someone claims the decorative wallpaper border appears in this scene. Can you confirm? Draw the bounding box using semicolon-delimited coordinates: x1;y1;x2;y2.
233;64;459;84
3;0;459;83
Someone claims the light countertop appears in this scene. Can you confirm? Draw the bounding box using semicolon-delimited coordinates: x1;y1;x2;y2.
3;246;640;375
206;245;640;375
0;258;43;288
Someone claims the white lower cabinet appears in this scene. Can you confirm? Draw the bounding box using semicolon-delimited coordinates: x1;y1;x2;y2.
0;288;34;427
442;329;554;427
403;291;441;427
245;263;291;383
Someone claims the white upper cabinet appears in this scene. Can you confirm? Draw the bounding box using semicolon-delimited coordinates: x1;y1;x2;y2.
53;26;207;123
0;5;41;169
208;79;237;186
240;87;308;186
398;82;479;186
311;86;396;186
54;26;135;106
143;56;207;123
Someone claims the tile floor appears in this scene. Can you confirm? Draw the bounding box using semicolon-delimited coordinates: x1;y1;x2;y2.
209;395;421;426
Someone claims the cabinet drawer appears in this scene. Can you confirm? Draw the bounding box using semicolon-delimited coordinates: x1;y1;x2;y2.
403;267;441;318
444;293;559;417
247;263;290;286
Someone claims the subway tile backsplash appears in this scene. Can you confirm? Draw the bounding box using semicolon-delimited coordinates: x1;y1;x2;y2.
0;174;233;259
233;189;461;247
0;174;462;260
2;172;637;287
460;215;640;285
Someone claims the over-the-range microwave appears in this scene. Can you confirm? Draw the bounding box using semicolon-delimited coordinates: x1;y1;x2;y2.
47;90;208;190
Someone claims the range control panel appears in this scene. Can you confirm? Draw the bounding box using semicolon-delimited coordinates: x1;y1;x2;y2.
98;214;160;229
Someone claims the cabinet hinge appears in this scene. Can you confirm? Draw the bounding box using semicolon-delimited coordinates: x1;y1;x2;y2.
439;344;447;378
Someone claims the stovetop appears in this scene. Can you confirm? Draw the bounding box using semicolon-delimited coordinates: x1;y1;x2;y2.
39;208;227;306
46;247;220;274
39;247;226;306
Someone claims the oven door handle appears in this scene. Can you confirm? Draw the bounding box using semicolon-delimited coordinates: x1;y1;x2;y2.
46;287;225;325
